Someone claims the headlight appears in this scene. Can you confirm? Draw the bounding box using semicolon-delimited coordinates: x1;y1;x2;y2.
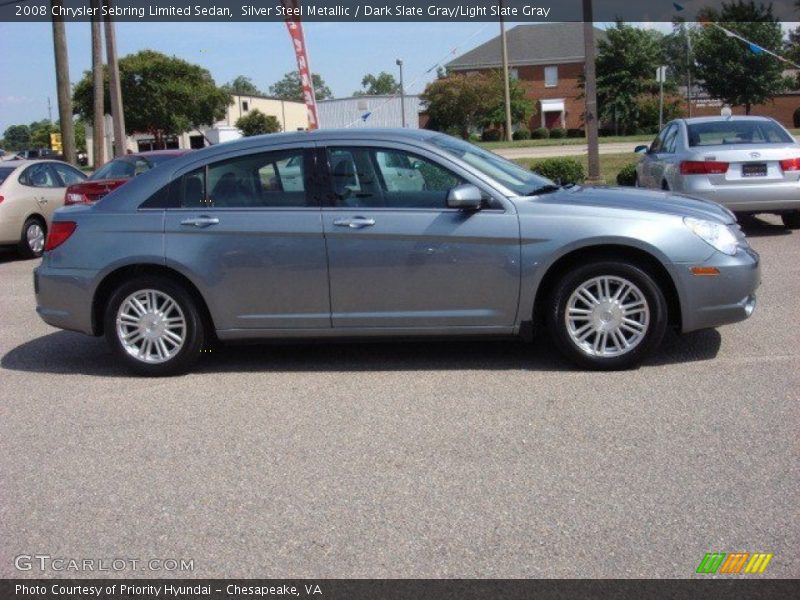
683;217;739;256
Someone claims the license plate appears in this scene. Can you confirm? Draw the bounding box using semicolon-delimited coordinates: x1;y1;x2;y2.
742;163;767;177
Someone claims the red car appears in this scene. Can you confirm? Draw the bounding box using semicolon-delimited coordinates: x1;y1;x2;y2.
64;150;188;205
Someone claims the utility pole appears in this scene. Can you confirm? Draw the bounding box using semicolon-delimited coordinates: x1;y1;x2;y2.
396;59;406;128
582;0;601;183
47;97;52;123
104;0;126;155
50;0;76;164
499;0;513;142
91;0;105;167
686;24;693;117
657;65;666;131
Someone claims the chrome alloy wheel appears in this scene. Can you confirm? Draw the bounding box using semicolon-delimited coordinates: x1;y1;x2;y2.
116;289;186;364
26;222;45;254
565;275;650;358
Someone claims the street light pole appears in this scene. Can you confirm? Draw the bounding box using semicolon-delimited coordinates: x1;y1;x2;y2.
396;59;406;128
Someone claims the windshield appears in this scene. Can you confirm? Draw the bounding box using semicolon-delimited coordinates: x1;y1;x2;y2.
429;135;553;196
0;167;15;185
687;120;793;146
90;158;136;180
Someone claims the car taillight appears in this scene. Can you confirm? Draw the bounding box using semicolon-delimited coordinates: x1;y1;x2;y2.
45;221;77;251
679;160;729;175
65;191;90;205
780;158;800;171
0;195;4;204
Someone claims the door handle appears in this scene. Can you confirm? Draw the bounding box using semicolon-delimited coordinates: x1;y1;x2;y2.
37;197;48;204
180;216;219;228
333;217;376;229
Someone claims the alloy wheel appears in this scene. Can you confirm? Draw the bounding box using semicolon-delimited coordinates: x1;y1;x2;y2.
116;289;187;364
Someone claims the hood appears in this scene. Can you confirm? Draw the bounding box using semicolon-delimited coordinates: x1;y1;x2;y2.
523;185;735;224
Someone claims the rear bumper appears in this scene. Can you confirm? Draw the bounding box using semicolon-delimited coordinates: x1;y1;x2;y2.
34;265;97;335
680;179;800;212
672;246;761;333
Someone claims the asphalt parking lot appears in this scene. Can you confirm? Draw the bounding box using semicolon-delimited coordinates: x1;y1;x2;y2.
0;215;798;579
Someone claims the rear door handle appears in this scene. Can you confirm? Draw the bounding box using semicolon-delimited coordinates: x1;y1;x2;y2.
181;216;219;228
333;217;376;229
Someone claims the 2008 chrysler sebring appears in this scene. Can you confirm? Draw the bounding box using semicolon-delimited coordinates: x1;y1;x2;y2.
34;130;760;375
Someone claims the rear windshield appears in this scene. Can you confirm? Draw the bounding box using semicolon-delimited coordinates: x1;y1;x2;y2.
90;158;136;180
687;120;793;146
0;167;14;185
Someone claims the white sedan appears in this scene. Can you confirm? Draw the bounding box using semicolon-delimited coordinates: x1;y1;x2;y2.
0;159;87;258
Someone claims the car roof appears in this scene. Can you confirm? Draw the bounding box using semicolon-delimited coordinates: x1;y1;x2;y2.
0;159;73;168
680;116;776;125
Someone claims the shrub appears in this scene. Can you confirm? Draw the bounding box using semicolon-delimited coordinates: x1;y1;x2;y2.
616;162;639;186
531;127;550;139
550;128;567;139
530;157;585;185
481;128;503;142
512;128;531;140
235;109;281;136
567;128;585;138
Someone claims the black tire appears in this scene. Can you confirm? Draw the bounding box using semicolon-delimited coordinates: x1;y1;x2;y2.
18;217;46;259
546;260;668;370
781;210;800;229
104;276;204;376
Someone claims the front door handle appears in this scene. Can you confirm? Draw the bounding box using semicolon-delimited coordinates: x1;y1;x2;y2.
181;216;219;228
333;217;376;229
37;197;48;204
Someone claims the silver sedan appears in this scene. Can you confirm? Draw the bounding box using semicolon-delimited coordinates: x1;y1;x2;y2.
635;116;800;228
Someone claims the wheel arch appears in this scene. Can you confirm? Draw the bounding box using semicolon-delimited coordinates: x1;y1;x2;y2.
91;263;216;337
530;244;682;334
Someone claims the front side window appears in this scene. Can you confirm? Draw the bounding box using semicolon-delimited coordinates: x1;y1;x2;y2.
178;149;308;208
51;163;87;186
544;65;558;87
328;147;465;209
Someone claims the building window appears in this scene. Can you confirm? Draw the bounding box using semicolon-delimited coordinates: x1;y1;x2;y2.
509;68;519;80
242;101;249;112
544;66;558;88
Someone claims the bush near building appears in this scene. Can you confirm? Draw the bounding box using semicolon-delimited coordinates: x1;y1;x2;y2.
530;157;585;185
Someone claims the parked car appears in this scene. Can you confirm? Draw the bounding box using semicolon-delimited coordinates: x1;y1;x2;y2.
635;116;800;228
10;148;65;161
0;159;87;258
64;150;187;205
35;130;760;375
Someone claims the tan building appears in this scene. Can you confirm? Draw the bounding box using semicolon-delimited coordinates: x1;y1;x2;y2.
86;94;308;166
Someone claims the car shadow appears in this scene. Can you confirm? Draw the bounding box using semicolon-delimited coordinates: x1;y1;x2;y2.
738;214;792;237
1;328;721;377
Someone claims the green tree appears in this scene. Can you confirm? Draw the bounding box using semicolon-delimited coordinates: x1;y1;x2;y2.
223;75;264;96
595;20;666;134
693;1;789;113
235;109;281;136
268;71;332;102
3;124;31;150
29;120;56;148
480;71;534;136
73;50;231;147
355;72;400;96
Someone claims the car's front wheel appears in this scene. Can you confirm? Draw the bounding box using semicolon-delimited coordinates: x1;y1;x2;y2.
547;261;668;370
104;276;204;376
781;210;800;229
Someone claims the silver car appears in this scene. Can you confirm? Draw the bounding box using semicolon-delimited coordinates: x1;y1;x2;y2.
635;116;800;228
34;130;760;375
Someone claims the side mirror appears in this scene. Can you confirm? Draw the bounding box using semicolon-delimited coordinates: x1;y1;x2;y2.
447;183;482;210
634;145;649;154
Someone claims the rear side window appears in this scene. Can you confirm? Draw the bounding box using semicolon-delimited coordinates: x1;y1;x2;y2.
175;149;309;209
687;120;793;146
19;164;60;188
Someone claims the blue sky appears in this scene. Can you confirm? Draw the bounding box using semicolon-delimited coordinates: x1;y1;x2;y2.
0;20;795;134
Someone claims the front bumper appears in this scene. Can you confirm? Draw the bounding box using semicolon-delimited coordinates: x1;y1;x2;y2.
672;245;761;333
34;265;97;335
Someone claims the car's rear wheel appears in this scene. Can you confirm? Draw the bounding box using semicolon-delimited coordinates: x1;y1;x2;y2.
19;217;46;259
781;210;800;229
547;261;668;370
104;276;204;376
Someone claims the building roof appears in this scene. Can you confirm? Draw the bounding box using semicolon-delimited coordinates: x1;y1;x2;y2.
447;23;607;70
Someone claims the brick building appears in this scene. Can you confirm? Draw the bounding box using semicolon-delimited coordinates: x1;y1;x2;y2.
688;90;800;128
446;22;606;131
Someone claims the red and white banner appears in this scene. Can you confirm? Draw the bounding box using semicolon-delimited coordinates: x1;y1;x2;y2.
281;0;319;129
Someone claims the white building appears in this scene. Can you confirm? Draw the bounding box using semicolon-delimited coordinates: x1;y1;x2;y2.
317;95;422;129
